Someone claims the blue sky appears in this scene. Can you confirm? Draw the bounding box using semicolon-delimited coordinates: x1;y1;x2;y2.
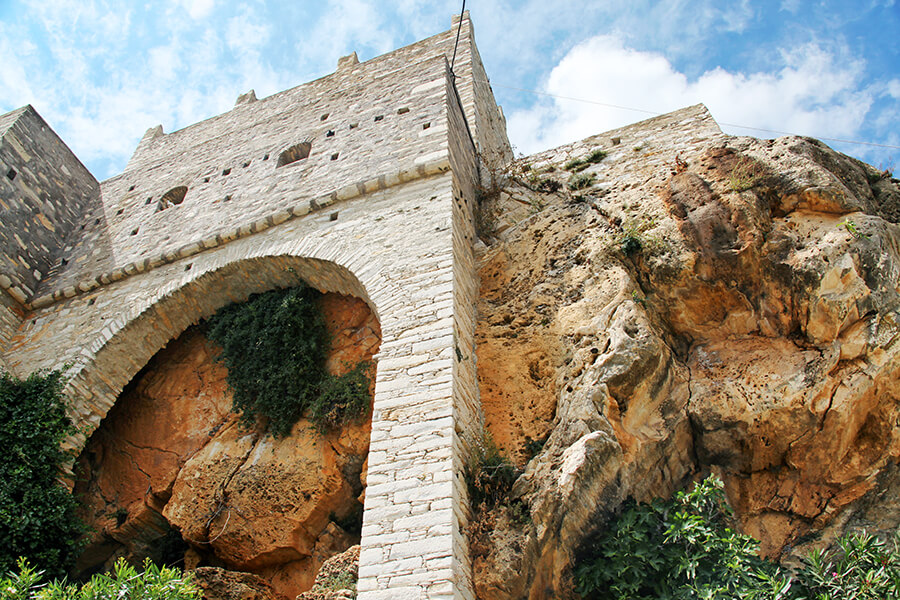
0;0;897;180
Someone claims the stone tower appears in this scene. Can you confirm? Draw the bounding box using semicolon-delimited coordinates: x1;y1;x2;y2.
0;12;511;600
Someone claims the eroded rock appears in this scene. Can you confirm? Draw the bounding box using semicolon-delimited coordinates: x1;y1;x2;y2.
470;107;900;598
74;293;380;599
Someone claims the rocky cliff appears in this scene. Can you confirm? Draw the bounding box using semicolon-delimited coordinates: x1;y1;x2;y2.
471;104;900;599
74;293;380;599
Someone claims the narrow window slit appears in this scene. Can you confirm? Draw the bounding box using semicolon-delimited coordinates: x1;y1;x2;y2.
374;115;384;122
397;107;409;114
222;168;231;176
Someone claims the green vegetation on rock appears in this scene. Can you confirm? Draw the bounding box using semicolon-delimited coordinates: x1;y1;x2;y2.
205;285;372;437
0;370;84;580
575;475;900;599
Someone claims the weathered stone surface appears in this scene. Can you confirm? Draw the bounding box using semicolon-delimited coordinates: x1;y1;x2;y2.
75;293;379;599
296;545;360;600
192;567;287;600
469;106;900;598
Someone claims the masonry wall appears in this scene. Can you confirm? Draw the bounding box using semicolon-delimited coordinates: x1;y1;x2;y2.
0;106;99;304
447;68;482;600
1;14;500;599
449;13;514;174
37;56;450;299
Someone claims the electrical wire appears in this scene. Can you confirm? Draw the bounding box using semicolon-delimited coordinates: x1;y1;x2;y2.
449;0;467;77
483;80;900;151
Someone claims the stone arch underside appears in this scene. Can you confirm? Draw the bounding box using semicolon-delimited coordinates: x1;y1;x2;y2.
73;285;381;599
62;252;392;453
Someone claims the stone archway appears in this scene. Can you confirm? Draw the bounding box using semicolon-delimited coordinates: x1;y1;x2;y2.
61;253;384;452
71;266;381;598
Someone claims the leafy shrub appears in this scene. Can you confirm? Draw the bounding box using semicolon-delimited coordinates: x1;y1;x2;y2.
1;557;201;599
575;475;900;599
565;149;607;172
309;360;373;434
315;569;357;594
797;531;900;599
0;370;85;580
575;476;783;599
206;285;372;437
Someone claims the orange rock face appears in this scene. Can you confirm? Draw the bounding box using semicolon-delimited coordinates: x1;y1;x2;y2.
469;126;900;599
74;292;380;599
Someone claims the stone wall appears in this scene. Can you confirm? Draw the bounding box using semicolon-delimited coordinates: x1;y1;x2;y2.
0;106;99;305
1;13;499;599
449;13;514;175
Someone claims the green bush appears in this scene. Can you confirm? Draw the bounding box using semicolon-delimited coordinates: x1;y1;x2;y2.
565;149;607;172
797;531;900;599
465;432;520;509
574;475;900;599
309;360;373;434
206;285;372;437
0;370;85;580
575;476;782;599
1;557;201;599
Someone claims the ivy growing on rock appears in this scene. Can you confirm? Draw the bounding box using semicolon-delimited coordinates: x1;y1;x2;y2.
205;285;372;437
0;369;85;580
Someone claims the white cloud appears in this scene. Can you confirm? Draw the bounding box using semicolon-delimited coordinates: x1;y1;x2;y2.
182;0;215;20
507;35;874;155
889;80;900;99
